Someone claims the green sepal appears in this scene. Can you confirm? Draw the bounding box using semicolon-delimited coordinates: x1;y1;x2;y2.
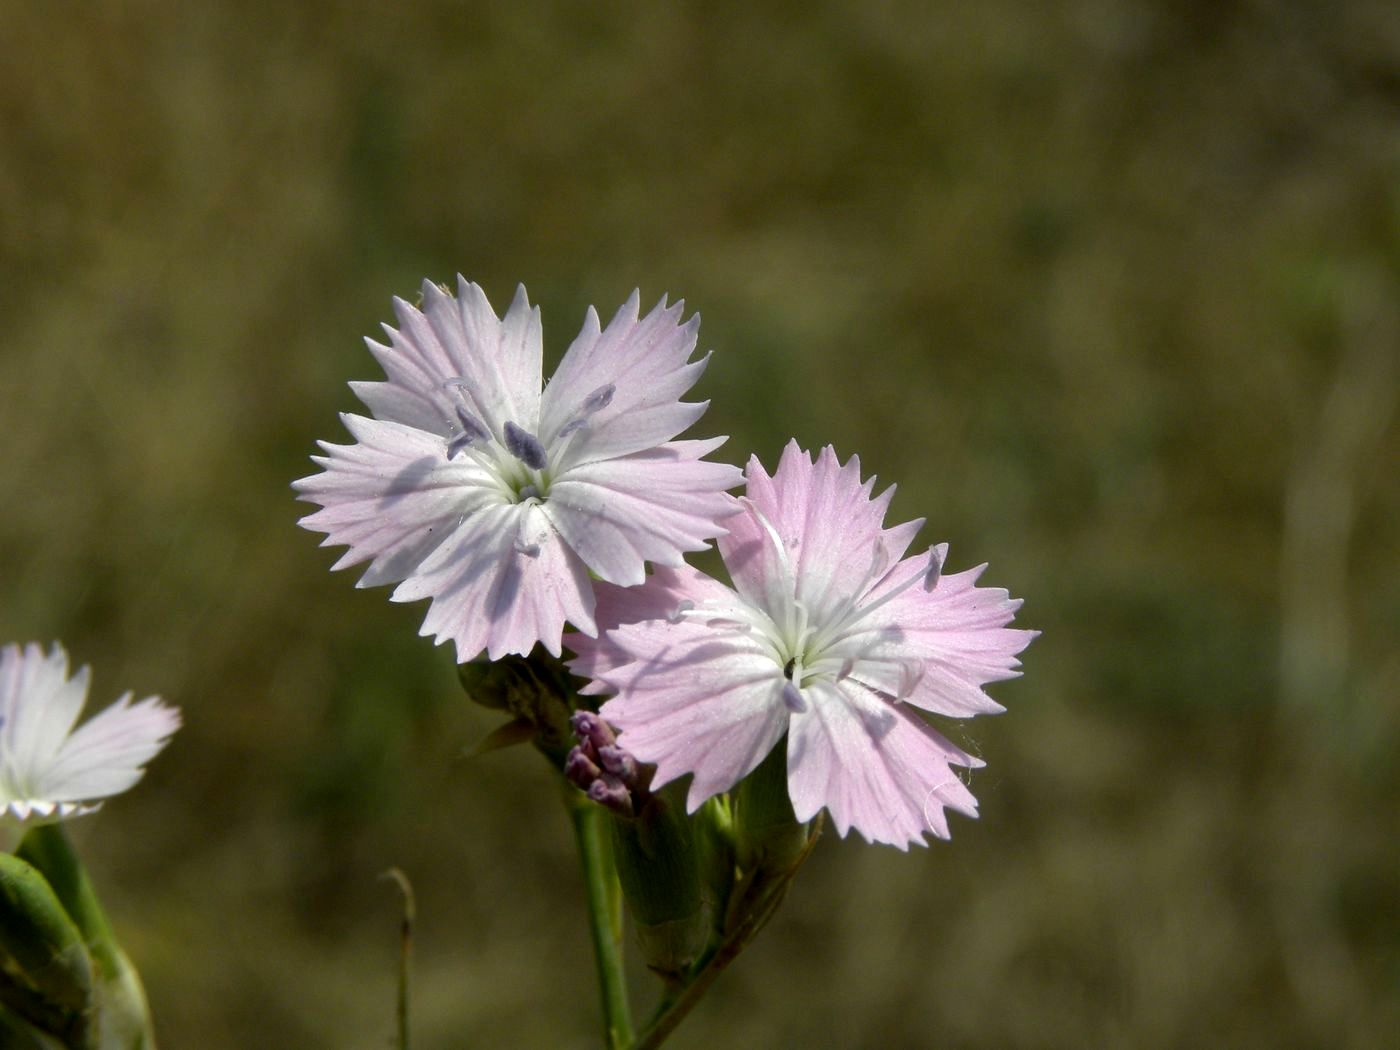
733;737;810;874
609;786;712;979
0;1005;68;1049
0;852;95;1016
17;826;154;1050
457;650;579;766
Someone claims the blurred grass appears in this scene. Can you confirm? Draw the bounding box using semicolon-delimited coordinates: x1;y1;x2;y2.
1;1;1397;1047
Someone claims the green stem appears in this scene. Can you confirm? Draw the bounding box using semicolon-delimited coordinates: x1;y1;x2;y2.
380;868;415;1050
631;814;823;1050
569;794;633;1050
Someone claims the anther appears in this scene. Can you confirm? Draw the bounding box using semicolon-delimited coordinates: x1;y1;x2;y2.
667;600;695;624
923;544;947;592
504;421;548;470
446;407;490;458
780;680;808;713
580;384;615;416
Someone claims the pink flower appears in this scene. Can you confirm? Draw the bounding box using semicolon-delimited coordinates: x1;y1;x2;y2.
0;642;180;827
569;442;1036;849
294;278;743;661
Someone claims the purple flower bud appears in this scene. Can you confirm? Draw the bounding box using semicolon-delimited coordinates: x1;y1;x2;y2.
597;744;639;785
565;745;602;789
587;777;634;818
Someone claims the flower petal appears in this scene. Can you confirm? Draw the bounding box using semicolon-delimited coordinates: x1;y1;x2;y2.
566;564;737;681
39;694;181;801
849;561;1038;717
596;616;789;811
541;292;711;462
391;502;596;660
720;442;922;621
293;414;498;587
0;643;89;785
547;439;743;586
786;678;981;849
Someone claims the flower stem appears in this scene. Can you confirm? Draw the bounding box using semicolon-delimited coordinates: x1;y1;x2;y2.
380;868;415;1050
570;792;633;1049
631;815;823;1050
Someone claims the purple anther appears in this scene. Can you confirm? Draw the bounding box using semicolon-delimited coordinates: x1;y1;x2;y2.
447;407;491;459
923;544;946;592
580;383;615;416
780;680;808;713
504;421;548;470
667;600;695;624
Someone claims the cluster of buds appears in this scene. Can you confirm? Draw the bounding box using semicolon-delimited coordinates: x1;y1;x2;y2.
565;711;651;818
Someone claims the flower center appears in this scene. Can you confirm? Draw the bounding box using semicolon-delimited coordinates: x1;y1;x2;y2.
441;378;618;504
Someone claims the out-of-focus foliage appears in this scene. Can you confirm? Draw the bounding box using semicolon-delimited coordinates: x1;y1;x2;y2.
1;2;1397;1046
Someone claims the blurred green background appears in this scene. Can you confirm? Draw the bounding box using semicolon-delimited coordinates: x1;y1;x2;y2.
2;2;1397;1047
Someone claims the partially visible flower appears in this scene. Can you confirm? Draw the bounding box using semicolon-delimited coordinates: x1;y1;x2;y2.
569;441;1037;849
0;642;180;827
294;278;742;662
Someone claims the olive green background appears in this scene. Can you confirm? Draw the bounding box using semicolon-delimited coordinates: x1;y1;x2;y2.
2;2;1397;1047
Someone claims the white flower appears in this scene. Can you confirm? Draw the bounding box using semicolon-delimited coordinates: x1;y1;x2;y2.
0;642;180;827
294;278;743;661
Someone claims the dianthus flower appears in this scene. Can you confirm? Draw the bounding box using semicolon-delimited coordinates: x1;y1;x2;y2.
569;442;1036;848
294;278;742;661
0;642;180;827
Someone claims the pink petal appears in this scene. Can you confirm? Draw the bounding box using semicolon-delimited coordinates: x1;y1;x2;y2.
787;679;981;849
391;502;596;660
547;440;743;586
293;414;495;587
853;562;1038;717
540;292;711;461
566;564;735;681
595;617;789;810
720;442;923;621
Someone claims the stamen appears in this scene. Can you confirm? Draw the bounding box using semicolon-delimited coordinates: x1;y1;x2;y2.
923;543;947;592
697;617;751;633
446;407;490;458
504;422;548;470
780;680;808;713
741;498;798;600
668;599;695;624
580;384;616;415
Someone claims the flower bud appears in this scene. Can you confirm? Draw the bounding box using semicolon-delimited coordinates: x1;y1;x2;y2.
609;785;713;979
457;651;579;766
0;851;95;1029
